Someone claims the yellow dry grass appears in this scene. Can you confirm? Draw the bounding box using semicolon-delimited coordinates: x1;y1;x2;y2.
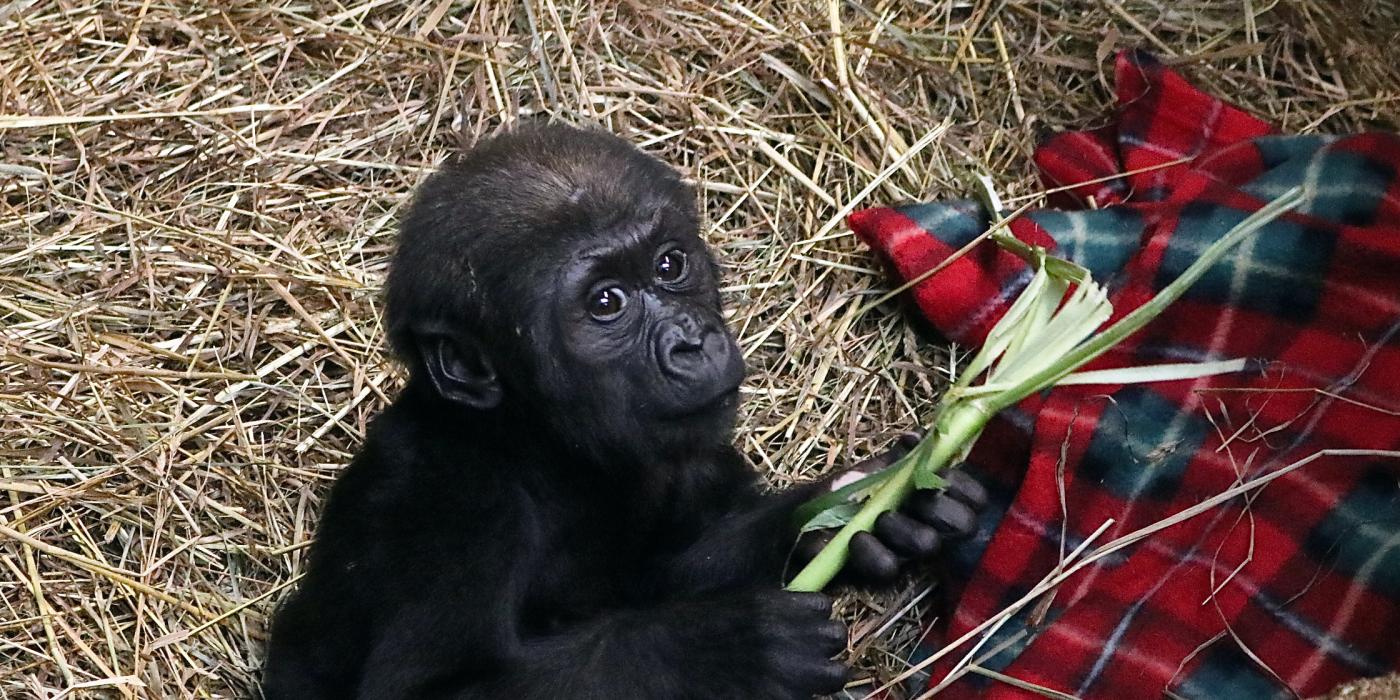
1;1;1395;698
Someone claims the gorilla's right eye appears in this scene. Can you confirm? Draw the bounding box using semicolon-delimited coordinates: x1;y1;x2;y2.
588;287;628;321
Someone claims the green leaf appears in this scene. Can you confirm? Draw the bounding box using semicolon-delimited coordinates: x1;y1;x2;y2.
990;229;1091;283
957;262;1050;387
1002;273;1066;363
913;469;949;490
1057;358;1249;386
799;501;864;533
973;173;1006;215
790;464;898;529
991;278;1111;384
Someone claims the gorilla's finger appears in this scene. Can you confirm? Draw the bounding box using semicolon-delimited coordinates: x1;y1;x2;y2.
945;469;988;509
873;511;941;558
808;661;851;695
778;591;834;617
814;619;848;656
774;658;849;696
907;491;978;537
896;430;925;450
847;532;900;582
792;529;837;567
768;618;848;690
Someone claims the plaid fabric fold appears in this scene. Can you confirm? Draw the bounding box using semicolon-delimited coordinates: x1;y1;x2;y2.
849;50;1400;698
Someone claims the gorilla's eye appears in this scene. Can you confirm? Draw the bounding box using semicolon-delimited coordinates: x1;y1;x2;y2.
587;286;628;321
656;249;687;283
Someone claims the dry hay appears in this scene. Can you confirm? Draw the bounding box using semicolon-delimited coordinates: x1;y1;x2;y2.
1;1;1396;698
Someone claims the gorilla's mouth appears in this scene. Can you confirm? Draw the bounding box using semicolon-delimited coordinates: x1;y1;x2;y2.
661;377;742;419
694;384;741;413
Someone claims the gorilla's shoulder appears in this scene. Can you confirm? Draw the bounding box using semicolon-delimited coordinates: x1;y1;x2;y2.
326;400;517;518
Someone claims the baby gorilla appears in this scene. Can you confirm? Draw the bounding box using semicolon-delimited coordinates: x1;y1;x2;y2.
261;123;985;700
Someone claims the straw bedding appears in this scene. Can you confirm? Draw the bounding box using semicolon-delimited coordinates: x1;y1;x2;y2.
1;1;1395;697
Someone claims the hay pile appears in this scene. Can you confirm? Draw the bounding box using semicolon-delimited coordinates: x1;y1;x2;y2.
1;1;1395;697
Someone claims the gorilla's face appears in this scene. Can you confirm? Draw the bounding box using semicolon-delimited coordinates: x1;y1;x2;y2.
537;205;745;461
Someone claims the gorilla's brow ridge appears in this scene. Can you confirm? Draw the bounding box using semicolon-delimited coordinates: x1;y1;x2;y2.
575;207;669;262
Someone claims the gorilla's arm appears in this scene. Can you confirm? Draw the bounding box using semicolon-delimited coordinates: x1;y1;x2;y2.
346;510;847;700
354;589;847;700
654;474;820;595
658;440;989;593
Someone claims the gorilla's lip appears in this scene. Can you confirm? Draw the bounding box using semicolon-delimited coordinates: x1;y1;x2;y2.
696;384;741;411
663;380;742;419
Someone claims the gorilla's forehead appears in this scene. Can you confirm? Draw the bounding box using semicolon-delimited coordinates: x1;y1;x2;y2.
573;207;666;257
523;197;682;264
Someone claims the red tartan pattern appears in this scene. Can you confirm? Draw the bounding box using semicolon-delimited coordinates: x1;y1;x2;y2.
848;51;1400;699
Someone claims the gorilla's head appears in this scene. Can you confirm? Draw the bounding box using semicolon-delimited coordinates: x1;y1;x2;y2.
387;123;745;465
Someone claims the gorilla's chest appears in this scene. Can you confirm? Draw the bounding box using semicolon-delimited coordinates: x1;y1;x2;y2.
520;509;683;632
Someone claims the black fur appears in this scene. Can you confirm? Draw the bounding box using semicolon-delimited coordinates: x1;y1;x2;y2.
261;124;983;700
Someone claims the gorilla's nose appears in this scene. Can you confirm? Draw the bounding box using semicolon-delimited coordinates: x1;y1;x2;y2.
656;320;713;380
654;316;746;414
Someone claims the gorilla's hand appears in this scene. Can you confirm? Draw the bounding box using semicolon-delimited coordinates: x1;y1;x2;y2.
793;432;988;585
647;589;848;699
735;590;850;699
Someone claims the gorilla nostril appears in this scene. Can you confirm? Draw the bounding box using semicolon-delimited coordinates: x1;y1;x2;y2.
674;336;703;353
665;338;705;370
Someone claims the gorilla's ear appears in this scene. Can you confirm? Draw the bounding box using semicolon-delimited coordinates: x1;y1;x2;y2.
418;330;502;410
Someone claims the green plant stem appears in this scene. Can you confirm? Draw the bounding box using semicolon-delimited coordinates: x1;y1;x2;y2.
990;230;1088;283
786;401;992;592
984;186;1306;414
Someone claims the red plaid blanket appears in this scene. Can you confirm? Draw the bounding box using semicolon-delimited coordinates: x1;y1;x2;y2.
849;51;1400;699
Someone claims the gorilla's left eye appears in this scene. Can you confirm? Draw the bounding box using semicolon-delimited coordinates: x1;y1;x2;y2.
656;249;687;283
